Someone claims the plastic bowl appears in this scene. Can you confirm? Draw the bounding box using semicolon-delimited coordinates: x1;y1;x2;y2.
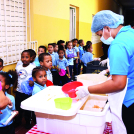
54;97;72;110
67;89;77;98
62;81;83;95
46;80;53;87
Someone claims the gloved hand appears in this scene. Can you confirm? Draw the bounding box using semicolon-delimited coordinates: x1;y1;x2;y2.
99;59;107;66
99;70;107;75
75;86;89;99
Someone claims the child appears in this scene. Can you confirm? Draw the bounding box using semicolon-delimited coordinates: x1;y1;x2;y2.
54;49;70;86
53;43;58;53
34;46;46;66
81;41;93;73
65;41;74;80
39;53;53;82
0;58;4;72
15;50;36;129
0;70;18;134
32;67;47;95
16;49;36;67
72;38;79;79
57;40;65;49
78;39;85;75
48;43;59;85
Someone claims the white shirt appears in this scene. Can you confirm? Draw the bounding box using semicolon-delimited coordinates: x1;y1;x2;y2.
16;63;36;93
46;69;53;82
16;61;36;68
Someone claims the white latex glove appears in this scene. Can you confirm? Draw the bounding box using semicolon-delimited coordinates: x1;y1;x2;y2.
99;59;107;66
75;86;89;99
99;70;107;75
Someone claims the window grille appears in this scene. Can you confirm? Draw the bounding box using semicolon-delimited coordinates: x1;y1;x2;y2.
0;0;37;66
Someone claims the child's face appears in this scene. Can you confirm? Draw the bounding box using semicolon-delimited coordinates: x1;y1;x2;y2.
54;45;58;52
0;75;9;91
33;70;47;86
40;56;52;70
58;50;64;58
88;45;93;53
82;41;84;46
67;43;72;49
48;45;54;54
73;40;78;47
38;48;45;56
61;43;65;47
0;62;3;71
21;52;31;67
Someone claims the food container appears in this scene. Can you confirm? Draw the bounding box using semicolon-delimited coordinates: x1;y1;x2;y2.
54;97;72;110
77;74;107;87
35;94;109;134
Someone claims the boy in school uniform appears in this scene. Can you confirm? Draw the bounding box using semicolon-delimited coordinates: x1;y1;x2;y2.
48;43;59;85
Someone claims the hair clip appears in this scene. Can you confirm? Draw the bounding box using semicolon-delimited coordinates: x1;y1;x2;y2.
8;74;12;78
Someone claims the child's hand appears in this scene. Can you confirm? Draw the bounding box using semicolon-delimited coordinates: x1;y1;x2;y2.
76;59;78;64
7;97;12;106
58;68;61;72
0;111;2;114
29;80;34;87
68;74;71;79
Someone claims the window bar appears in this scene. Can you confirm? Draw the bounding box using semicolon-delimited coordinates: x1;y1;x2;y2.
10;0;13;64
13;0;17;62
18;0;21;61
4;0;8;64
25;0;27;49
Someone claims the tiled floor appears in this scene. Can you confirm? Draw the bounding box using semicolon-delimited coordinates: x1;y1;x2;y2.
15;118;35;134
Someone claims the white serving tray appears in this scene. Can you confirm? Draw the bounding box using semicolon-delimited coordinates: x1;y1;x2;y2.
21;86;88;116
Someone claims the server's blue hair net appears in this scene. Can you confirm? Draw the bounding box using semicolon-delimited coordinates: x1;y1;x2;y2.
91;10;124;33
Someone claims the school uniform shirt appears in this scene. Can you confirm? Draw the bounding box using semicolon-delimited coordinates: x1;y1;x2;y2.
16;61;36;68
16;63;36;93
55;57;68;70
48;52;58;71
34;57;40;66
46;69;53;82
81;52;93;66
78;46;84;60
32;82;46;95
108;25;134;108
66;48;74;66
73;46;79;60
0;92;15;127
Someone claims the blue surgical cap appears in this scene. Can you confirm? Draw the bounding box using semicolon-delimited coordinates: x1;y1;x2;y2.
91;10;124;33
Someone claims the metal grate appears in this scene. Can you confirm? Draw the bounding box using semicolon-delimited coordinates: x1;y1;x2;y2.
0;0;37;66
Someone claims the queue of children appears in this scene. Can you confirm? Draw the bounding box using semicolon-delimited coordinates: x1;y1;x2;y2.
0;39;94;133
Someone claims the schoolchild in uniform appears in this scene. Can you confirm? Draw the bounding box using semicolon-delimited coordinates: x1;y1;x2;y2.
34;46;46;66
39;53;53;82
72;38;79;78
65;41;74;80
48;43;59;85
32;67;47;95
0;70;18;134
54;48;70;86
78;39;85;75
81;41;93;73
15;50;36;129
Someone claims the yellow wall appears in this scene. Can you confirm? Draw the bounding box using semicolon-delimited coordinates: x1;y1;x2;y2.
31;0;119;57
4;0;120;71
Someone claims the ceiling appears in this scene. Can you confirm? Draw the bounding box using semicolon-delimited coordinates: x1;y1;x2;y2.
118;0;134;8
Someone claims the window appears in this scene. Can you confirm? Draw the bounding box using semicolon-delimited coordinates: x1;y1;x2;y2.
70;7;76;40
0;0;38;66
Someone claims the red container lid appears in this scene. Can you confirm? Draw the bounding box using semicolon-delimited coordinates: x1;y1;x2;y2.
46;80;53;87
